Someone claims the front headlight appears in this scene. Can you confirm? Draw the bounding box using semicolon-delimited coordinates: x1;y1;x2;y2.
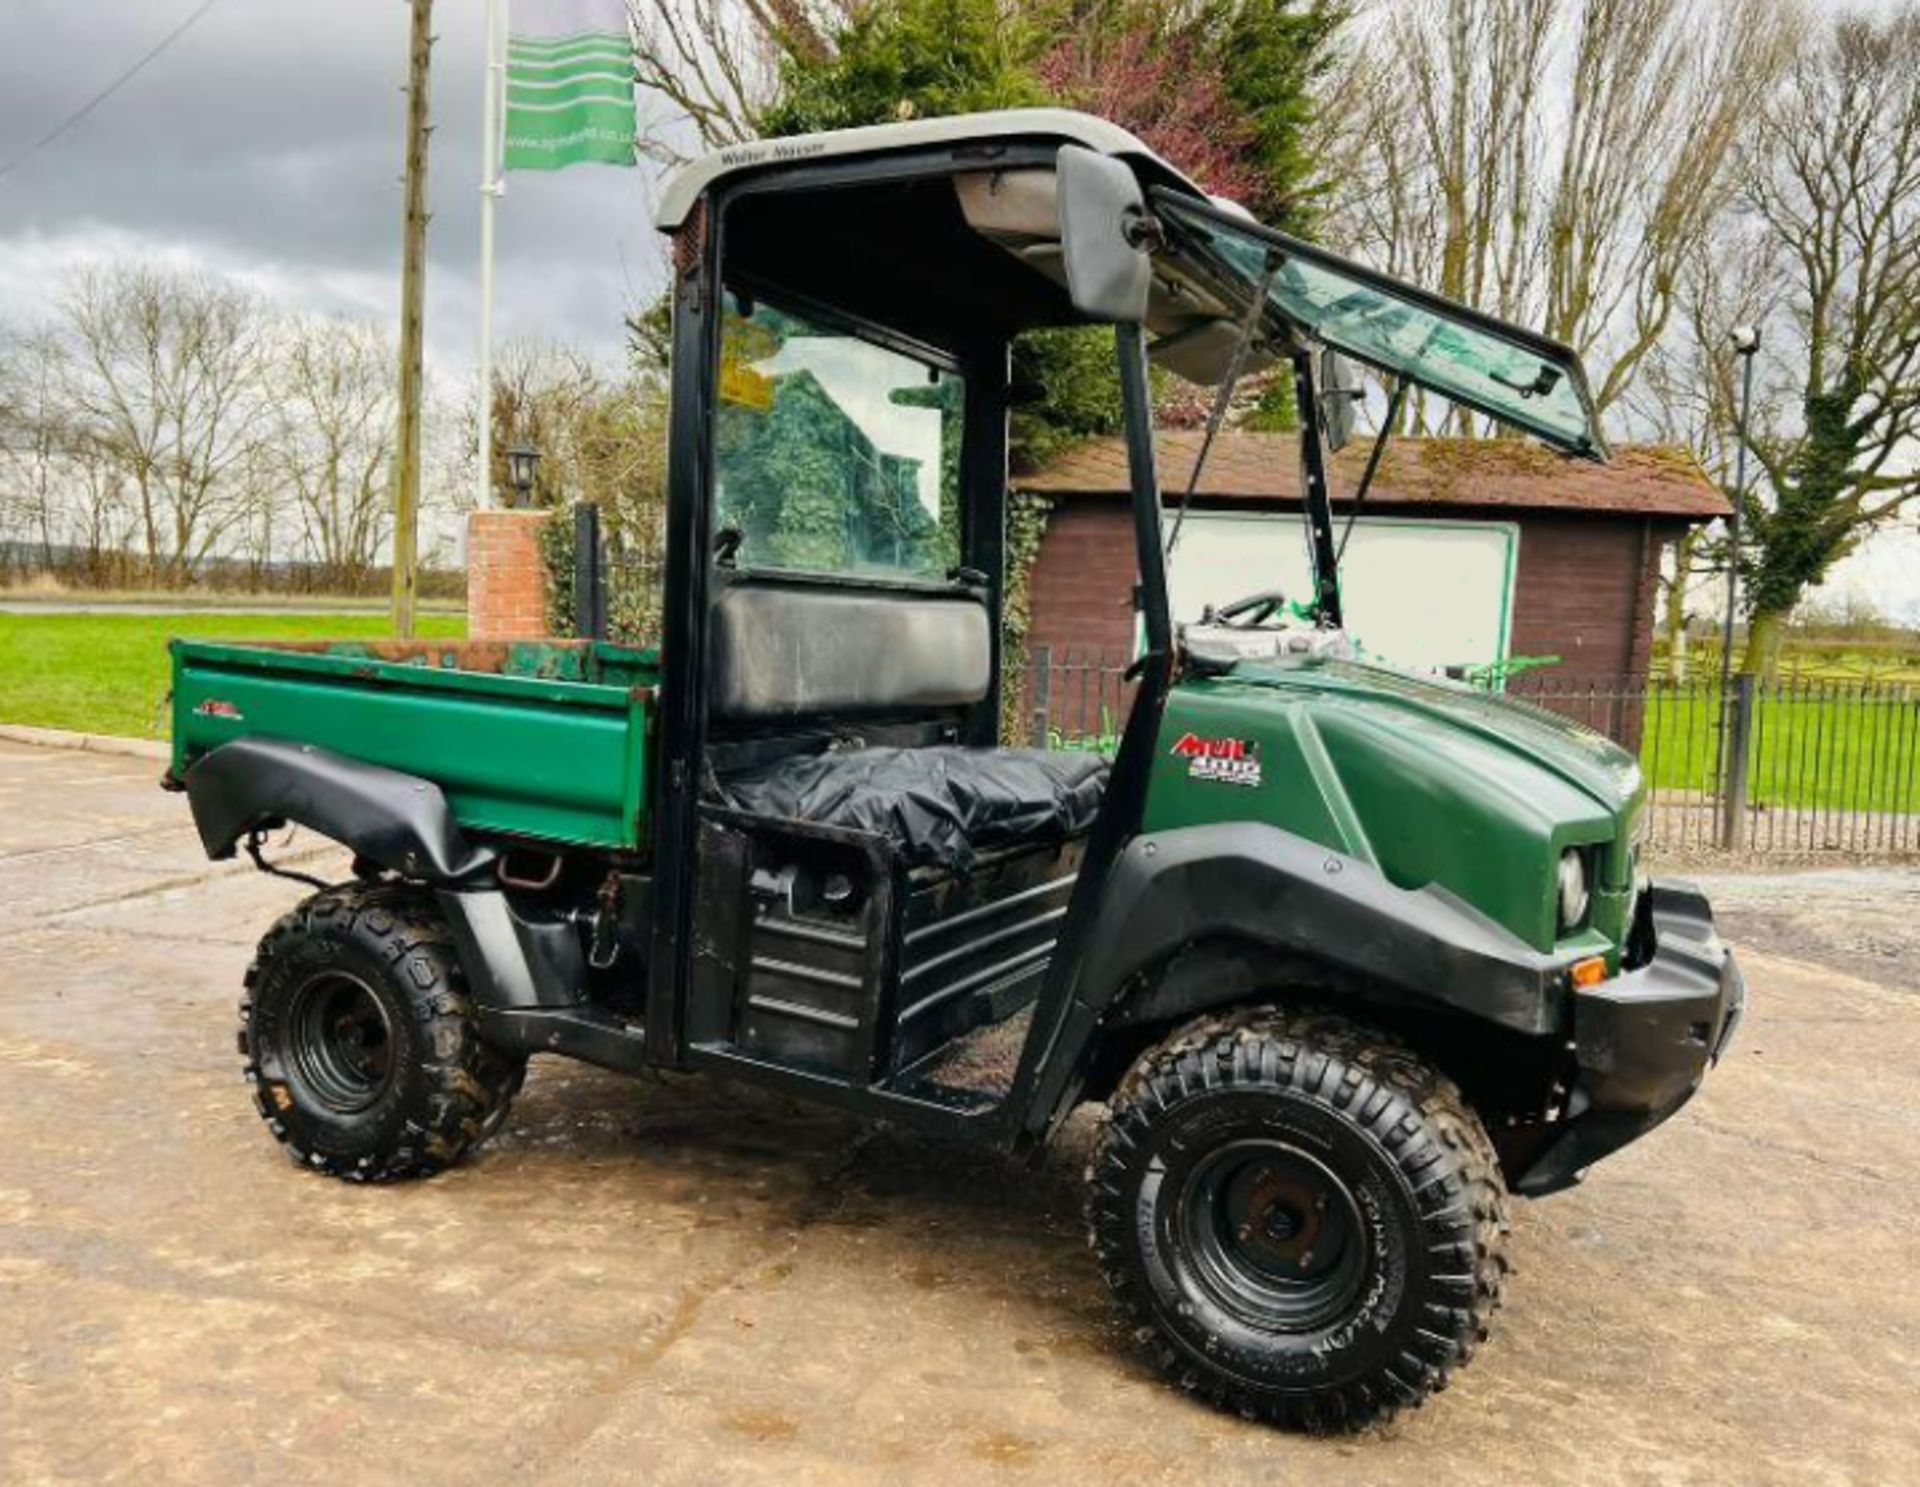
1556;848;1591;933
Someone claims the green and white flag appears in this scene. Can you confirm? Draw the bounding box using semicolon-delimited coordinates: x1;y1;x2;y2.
504;0;636;171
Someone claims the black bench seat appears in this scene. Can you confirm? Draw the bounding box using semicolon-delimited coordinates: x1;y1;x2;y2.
714;746;1109;874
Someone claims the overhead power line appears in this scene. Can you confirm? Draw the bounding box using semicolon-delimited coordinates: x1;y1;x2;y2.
0;0;229;182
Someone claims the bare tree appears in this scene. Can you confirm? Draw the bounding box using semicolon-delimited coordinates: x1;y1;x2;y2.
0;324;143;586
489;339;670;634
1318;0;1555;433
1728;7;1920;674
1628;225;1778;679
231;439;283;590
1324;0;1797;427
627;0;860;159
491;339;668;528
490;339;606;507
269;316;397;587
57;265;273;586
1557;0;1797;409
62;436;138;585
0;325;73;569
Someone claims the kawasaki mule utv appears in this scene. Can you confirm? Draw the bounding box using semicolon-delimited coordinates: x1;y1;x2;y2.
165;109;1742;1430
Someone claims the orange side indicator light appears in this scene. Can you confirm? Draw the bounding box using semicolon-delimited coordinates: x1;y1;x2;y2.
1570;956;1609;989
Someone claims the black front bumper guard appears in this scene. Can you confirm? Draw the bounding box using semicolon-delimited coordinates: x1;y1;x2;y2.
1512;878;1744;1197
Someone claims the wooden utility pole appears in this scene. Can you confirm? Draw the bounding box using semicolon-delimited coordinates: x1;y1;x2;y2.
391;0;434;638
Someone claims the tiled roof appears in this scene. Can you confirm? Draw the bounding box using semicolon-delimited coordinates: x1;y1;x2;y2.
1015;432;1730;519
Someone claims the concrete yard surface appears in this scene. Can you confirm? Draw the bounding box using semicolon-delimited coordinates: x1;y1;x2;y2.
1;738;1916;1487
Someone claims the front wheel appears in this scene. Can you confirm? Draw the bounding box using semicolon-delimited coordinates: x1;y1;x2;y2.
239;884;524;1181
1087;1007;1508;1431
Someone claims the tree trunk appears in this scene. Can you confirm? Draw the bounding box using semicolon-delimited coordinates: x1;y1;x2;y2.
1740;604;1787;681
1663;532;1695;684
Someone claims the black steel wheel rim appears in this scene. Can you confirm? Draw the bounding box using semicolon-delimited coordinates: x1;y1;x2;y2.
286;972;395;1115
1177;1139;1371;1333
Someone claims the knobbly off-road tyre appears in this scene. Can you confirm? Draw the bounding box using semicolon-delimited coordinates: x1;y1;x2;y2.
238;883;524;1181
1088;1006;1508;1432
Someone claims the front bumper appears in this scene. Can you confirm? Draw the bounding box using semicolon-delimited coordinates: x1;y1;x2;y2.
1512;878;1744;1196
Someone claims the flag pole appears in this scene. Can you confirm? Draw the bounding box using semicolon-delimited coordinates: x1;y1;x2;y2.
476;0;506;510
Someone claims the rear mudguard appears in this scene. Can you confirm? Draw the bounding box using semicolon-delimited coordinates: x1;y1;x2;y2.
184;738;642;1067
182;737;496;884
1023;822;1571;1135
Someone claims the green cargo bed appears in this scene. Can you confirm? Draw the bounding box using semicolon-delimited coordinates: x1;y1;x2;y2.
169;638;660;851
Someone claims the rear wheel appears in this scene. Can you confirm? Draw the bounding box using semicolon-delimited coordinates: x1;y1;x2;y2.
1088;1006;1507;1431
239;883;523;1181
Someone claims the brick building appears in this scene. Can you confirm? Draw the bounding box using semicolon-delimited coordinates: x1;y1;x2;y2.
1020;433;1729;680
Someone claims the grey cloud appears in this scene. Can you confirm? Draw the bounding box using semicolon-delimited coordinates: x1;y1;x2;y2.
0;0;665;368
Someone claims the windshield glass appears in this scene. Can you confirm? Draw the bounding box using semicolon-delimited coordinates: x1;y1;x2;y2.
1153;194;1605;459
713;290;962;581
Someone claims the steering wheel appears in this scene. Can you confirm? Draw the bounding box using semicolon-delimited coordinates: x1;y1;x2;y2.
1206;589;1290;629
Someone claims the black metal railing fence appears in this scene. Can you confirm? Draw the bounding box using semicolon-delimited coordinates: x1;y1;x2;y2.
565;503;664;649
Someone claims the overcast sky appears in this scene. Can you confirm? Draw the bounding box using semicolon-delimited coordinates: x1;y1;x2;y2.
0;0;666;371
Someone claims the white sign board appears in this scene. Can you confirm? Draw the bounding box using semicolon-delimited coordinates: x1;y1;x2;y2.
1165;512;1519;675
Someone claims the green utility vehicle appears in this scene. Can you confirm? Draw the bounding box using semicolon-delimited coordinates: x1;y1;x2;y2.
166;111;1742;1430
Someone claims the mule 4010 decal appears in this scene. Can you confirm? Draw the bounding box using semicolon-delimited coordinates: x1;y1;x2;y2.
1171;732;1263;787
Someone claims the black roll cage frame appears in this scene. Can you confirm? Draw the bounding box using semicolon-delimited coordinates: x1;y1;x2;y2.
640;140;1367;1148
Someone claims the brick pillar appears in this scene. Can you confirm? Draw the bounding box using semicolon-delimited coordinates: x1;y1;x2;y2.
467;509;551;640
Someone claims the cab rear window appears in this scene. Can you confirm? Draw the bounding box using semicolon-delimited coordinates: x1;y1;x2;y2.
713;291;962;582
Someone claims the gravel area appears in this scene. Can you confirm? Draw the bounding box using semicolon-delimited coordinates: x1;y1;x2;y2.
1684;865;1920;996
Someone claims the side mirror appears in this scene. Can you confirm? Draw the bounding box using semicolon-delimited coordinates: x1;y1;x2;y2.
1056;145;1152;324
1319;348;1361;451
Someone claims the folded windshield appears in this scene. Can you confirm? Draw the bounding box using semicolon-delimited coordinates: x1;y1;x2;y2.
1153;193;1606;460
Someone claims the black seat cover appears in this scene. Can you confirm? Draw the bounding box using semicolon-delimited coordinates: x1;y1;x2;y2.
715;746;1109;873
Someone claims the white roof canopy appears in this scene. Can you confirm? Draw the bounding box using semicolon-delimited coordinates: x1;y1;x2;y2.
652;108;1197;230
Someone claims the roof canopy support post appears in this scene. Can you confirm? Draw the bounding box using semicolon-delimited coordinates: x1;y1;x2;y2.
1291;349;1345;630
1117;321;1171;660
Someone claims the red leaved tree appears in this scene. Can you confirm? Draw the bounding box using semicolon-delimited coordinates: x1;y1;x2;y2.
1036;24;1266;203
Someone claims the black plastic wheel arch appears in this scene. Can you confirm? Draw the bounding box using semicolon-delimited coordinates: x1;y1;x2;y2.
1021;821;1568;1137
182;737;497;884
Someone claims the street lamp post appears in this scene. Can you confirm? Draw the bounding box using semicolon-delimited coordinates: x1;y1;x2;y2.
505;442;541;508
1718;325;1761;850
1721;325;1761;692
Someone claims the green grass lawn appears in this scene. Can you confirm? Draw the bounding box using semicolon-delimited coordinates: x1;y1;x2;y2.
1640;684;1920;815
0;612;465;739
